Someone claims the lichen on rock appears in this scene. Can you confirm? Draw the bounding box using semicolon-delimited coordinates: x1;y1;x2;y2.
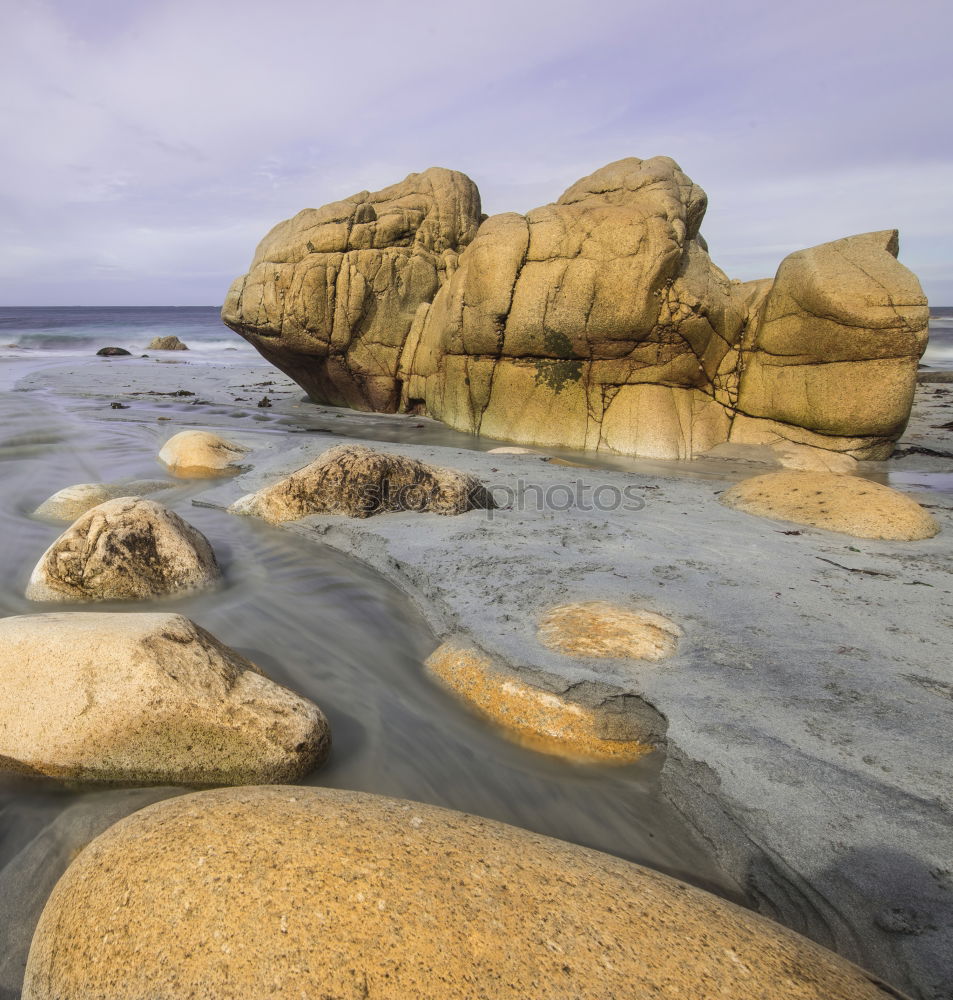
537;602;681;660
26;497;220;602
230;443;495;523
425;640;656;762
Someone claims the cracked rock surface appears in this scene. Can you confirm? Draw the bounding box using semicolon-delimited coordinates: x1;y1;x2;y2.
223;158;928;461
26;496;220;602
230;442;495;522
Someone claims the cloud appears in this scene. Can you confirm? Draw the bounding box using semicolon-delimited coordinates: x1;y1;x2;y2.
1;0;950;304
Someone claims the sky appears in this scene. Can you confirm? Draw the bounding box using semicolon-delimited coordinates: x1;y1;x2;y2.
1;0;950;306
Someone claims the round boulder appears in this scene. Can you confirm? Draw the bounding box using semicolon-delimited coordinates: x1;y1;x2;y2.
147;335;188;351
33;480;176;522
0;613;329;784
95;346;131;357
24;786;897;1000
719;471;940;540
26;497;220;602
158;430;248;477
538;601;681;660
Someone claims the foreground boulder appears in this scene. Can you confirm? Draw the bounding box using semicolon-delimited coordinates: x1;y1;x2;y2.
230;443;495;522
158;429;248;477
23;786;898;999
425;641;653;762
26;497;220;602
720;471;940;540
147;335;188;350
223;158;927;461
33;479;176;522
0;614;329;784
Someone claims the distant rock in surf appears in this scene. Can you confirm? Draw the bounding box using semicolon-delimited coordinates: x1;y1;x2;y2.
26;497;220;602
147;335;189;351
95;346;131;357
0;612;329;785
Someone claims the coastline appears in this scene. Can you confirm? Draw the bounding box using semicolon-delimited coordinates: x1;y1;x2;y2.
8;350;953;998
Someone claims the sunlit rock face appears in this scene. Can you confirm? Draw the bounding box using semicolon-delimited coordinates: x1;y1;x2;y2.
222;167;482;413
223;158;928;460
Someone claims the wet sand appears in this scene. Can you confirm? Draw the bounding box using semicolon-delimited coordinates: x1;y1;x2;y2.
2;349;952;999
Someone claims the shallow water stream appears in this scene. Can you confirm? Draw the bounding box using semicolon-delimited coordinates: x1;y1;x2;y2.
0;355;751;998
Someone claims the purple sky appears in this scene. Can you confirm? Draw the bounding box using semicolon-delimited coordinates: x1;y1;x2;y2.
2;0;950;305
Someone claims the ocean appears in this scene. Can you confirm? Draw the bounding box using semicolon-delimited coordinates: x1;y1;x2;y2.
1;305;950;367
0;305;252;356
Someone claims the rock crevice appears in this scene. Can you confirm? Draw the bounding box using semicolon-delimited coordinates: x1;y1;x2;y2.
223;158;928;461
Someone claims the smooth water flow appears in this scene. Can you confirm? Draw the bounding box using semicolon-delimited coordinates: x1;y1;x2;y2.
0;346;743;998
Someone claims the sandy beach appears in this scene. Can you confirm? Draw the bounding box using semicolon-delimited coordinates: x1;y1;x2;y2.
1;347;948;997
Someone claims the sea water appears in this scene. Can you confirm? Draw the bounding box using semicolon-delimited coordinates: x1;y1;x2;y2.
0;307;754;998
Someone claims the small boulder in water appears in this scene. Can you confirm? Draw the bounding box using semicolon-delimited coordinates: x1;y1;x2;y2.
425;640;653;762
147;335;188;351
33;480;177;522
26;497;220;602
0;612;329;784
230;443;495;523
158;429;248;477
95;347;131;357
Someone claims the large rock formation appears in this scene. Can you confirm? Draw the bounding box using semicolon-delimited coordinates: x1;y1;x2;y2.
223;158;929;460
0;613;329;784
23;785;898;999
222;167;482;412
